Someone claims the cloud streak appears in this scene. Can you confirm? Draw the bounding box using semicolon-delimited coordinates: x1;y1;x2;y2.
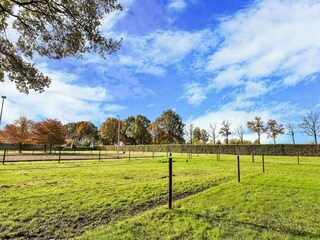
206;0;320;92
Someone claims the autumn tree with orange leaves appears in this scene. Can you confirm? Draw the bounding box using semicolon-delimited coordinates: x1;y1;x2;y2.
76;121;99;147
0;116;34;152
33;119;66;153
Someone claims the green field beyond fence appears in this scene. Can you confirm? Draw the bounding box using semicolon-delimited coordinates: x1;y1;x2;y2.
0;153;319;239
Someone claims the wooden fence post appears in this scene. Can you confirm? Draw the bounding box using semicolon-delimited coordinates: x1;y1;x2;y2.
237;155;240;183
297;153;300;165
58;150;61;163
2;149;6;165
168;153;173;209
262;153;265;173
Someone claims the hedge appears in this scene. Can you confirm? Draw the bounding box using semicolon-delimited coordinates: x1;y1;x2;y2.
99;144;320;156
1;143;319;156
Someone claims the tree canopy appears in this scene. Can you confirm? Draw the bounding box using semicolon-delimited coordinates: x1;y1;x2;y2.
247;116;265;144
219;120;232;145
0;115;33;152
156;109;185;144
99;117;119;145
0;0;122;93
33;119;66;152
266;119;284;144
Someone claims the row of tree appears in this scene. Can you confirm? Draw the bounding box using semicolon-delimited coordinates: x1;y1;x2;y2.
0;109;185;151
185;111;320;145
0;110;319;151
0;117;66;153
100;109;185;145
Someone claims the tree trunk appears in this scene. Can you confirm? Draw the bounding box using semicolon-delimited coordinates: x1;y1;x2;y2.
49;144;52;154
314;133;318;144
292;133;295;144
258;133;261;144
19;142;22;153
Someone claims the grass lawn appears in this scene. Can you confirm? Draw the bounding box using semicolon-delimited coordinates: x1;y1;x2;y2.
0;153;319;239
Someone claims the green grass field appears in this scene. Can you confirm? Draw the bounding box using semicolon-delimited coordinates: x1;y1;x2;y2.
0;153;319;239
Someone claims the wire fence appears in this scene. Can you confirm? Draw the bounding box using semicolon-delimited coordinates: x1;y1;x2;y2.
0;149;165;163
1;153;320;239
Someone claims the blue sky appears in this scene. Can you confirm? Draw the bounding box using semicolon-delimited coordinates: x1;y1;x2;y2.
1;0;320;143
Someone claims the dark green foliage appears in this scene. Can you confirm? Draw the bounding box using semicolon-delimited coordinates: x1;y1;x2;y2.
0;0;122;93
156;109;185;144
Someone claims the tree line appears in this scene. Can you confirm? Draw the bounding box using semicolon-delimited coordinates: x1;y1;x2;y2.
0;109;185;151
0;110;319;152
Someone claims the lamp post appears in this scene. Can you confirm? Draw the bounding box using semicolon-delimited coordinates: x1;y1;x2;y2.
117;115;120;159
0;96;6;126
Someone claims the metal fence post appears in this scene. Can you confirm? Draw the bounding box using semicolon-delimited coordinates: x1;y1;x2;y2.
2;149;6;164
58;150;61;163
237;155;240;183
168;153;173;209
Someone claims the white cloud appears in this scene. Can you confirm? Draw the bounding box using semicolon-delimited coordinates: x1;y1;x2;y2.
103;104;127;112
182;82;207;105
168;0;187;11
204;0;320;98
243;81;268;98
188;100;299;143
88;29;215;77
146;104;155;108
0;68;114;126
208;67;244;90
128;29;213;73
101;0;135;32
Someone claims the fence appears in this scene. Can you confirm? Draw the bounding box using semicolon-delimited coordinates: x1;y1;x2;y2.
1;149;163;164
1;143;320;156
1;151;320;239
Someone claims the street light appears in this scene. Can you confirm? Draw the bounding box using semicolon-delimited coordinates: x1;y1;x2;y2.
117;115;120;159
0;96;6;126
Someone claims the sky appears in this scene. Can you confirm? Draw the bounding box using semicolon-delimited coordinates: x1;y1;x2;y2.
1;0;320;144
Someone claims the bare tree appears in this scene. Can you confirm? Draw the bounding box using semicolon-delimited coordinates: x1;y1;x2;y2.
299;111;320;144
266;119;285;144
286;123;296;144
209;122;218;144
234;124;244;144
219;120;232;145
184;123;194;144
247;116;265;144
